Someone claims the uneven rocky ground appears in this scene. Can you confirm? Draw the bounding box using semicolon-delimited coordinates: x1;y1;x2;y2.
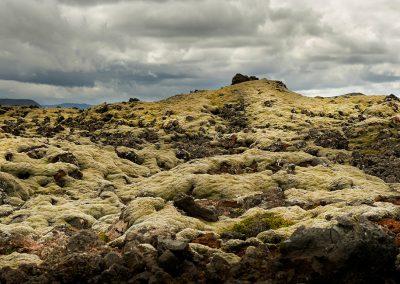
0;79;400;283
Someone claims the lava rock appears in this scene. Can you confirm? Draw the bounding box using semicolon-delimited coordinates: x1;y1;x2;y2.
116;148;144;165
231;74;259;85
26;148;47;159
158;250;179;274
104;252;122;267
123;250;145;272
385;94;399;102
158;237;188;252
263;100;275;107
4;152;13;161
69;169;83;180
311;129;349;150
206;254;231;281
281;220;398;282
49;152;79;167
173;194;219;222
53;169;67;187
66;230;101;252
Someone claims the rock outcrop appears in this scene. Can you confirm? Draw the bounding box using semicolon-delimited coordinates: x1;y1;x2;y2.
231;73;259;85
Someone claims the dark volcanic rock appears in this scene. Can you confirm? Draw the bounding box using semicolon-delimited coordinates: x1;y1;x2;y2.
349;123;400;183
26;148;47;159
352;150;400;183
66;230;101;252
49;152;79;167
54;169;67;187
231;73;259;85
173;133;225;161
241;188;286;210
2;120;25;136
158;250;179;274
310;129;349;150
173;194;219;222
4;152;13;161
212;101;248;132
280;219;398;283
385;94;399;102
116;148;144;165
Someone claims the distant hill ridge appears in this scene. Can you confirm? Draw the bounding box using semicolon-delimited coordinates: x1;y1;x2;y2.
43;103;92;110
0;99;40;107
0;99;92;109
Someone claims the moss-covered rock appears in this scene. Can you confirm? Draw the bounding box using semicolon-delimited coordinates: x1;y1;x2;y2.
226;212;293;238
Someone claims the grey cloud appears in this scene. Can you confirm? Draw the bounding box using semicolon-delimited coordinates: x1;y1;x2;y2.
361;71;400;84
59;0;171;5
0;0;398;104
0;57;195;89
107;1;268;38
0;70;95;87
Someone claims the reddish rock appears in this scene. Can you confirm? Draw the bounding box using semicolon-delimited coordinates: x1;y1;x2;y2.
378;218;400;246
192;233;221;249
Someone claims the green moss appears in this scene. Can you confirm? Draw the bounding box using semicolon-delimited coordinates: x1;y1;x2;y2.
229;212;293;238
98;231;109;243
350;132;378;148
349;125;400;155
2;247;16;255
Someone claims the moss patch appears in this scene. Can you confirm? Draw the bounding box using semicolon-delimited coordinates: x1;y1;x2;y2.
98;231;110;243
228;212;293;238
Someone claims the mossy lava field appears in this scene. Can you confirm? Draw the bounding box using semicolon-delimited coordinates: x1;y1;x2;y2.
1;78;400;283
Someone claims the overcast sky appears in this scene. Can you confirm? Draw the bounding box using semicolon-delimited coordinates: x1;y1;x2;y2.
0;0;399;104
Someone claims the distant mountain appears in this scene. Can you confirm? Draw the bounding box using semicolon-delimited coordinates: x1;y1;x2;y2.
0;99;40;107
43;103;92;110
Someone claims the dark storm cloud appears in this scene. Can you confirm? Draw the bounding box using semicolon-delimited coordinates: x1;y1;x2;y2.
0;0;398;104
362;71;400;84
0;63;192;88
0;70;94;87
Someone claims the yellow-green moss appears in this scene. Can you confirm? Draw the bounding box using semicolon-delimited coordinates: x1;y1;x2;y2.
98;231;109;242
228;212;293;237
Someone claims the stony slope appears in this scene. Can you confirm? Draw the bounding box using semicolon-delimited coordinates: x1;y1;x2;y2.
0;79;399;283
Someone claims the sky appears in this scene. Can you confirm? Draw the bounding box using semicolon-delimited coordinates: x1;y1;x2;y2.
0;0;399;104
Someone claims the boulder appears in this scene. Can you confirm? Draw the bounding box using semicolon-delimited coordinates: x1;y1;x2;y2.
281;220;398;282
173;194;219;222
231;74;259;85
385;94;399;102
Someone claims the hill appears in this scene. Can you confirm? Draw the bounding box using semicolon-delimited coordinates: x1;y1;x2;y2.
0;98;40;107
0;78;399;282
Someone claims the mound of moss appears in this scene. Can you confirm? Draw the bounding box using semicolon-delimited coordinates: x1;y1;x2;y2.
229;212;293;238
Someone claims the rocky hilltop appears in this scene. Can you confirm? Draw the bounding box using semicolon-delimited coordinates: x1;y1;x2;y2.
0;78;400;283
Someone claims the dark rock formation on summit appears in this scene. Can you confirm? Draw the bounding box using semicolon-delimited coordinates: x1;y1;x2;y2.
231;73;259;85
